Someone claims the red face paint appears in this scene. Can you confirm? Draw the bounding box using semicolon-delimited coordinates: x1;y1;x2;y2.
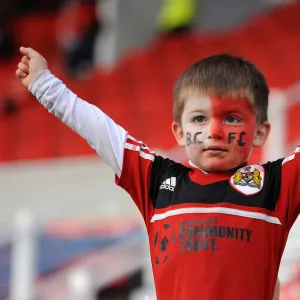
181;94;257;172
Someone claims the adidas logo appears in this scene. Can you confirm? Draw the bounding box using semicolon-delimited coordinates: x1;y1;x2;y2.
160;177;176;191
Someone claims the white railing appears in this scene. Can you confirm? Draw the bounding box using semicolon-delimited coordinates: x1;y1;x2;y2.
9;209;38;300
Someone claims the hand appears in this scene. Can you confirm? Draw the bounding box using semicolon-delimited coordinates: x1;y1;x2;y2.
16;47;48;88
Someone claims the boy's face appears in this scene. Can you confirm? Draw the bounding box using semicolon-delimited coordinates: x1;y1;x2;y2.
172;93;271;172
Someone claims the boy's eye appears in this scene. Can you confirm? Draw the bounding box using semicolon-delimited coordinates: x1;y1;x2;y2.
224;116;242;124
193;116;206;123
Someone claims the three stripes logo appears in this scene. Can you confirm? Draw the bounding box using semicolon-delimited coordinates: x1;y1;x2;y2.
159;177;176;192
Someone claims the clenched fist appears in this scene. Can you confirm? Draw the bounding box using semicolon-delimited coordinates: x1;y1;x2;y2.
16;47;48;88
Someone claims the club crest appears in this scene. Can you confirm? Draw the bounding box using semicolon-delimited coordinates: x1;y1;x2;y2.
230;165;264;196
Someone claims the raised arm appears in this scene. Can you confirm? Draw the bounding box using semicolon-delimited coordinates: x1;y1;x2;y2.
15;47;178;223
16;47;126;176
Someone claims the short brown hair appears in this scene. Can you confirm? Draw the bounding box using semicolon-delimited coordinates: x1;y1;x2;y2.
173;53;269;124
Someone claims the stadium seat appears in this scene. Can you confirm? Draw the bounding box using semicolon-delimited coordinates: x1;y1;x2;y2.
1;2;300;162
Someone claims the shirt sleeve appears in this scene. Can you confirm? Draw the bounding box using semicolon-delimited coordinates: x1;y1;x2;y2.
280;144;300;230
115;135;188;224
29;70;186;223
28;70;126;176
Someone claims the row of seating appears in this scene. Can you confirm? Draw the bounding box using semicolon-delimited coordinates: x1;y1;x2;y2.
0;2;300;163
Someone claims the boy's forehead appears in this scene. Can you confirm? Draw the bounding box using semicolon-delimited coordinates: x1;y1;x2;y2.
183;92;254;113
184;94;211;110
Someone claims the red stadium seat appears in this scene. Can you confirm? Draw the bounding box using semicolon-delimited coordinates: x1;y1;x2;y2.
1;2;300;162
13;105;56;160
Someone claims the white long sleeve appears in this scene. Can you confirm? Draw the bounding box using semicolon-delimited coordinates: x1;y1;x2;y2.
28;70;127;177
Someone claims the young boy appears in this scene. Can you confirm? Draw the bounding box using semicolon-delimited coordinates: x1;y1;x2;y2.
15;47;291;300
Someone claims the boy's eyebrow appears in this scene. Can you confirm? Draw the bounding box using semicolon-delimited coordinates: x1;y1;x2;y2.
189;109;205;113
188;108;245;113
225;109;245;114
188;108;251;118
188;109;209;114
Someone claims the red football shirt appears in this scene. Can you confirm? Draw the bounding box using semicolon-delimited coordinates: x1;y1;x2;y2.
116;136;300;300
29;70;300;300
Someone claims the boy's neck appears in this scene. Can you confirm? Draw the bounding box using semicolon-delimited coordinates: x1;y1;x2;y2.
188;160;248;175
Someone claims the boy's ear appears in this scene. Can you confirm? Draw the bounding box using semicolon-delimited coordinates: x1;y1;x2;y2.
253;121;271;147
172;122;185;147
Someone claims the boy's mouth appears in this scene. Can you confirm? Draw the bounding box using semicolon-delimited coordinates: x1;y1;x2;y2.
204;146;227;152
203;146;228;155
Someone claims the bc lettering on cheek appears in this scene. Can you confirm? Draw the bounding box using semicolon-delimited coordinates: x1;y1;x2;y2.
185;132;203;146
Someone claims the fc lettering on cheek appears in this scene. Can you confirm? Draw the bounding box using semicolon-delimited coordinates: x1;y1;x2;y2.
228;132;246;146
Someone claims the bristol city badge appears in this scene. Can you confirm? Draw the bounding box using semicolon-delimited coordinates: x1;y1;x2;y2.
230;165;264;196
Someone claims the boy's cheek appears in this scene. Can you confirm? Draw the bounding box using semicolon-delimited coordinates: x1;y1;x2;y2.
184;130;204;146
226;130;254;159
224;126;255;147
226;131;248;147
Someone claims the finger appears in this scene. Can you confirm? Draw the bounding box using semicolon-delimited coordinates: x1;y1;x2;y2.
21;55;30;65
16;69;27;78
20;46;40;58
18;62;29;73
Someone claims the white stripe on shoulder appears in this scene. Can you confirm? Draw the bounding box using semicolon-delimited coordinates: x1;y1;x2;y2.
124;143;155;161
126;136;155;153
150;207;281;225
141;144;154;153
282;153;295;165
125;143;140;151
282;144;300;165
139;151;155;161
127;135;139;142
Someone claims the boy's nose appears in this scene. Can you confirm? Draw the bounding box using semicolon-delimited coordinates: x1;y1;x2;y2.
208;120;224;140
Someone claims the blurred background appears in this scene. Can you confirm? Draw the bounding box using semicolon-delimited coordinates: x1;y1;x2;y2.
1;0;300;299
